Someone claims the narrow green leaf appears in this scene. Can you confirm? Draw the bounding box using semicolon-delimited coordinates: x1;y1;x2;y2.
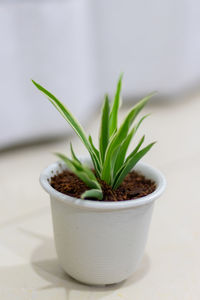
125;135;145;163
101;93;155;183
99;95;110;163
113;114;149;177
76;172;100;189
112;127;135;179
118;93;155;137
113;142;156;189
135;114;150;131
55;152;76;173
90;152;101;178
109;145;121;185
32;80;90;150
100;133;117;184
81;189;103;200
74;162;100;188
109;74;123;136
88;135;100;163
32;80;101;176
90;180;102;190
56;153;102;200
55;153;101;189
70;142;81;164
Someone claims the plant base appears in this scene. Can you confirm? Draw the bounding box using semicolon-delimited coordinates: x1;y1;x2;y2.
51;170;156;201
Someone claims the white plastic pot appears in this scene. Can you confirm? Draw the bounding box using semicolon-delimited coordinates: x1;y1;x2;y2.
40;160;166;285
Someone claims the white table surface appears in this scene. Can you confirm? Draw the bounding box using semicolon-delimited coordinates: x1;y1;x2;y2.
0;95;200;299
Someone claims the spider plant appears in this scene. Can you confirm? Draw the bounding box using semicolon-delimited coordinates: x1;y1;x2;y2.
32;76;155;200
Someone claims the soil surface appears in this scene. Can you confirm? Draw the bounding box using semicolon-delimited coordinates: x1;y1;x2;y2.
50;170;156;201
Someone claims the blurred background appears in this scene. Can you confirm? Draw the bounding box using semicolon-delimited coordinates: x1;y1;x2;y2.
1;0;200;149
1;1;200;298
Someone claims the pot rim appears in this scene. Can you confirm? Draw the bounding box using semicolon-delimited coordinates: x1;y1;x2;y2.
40;160;166;211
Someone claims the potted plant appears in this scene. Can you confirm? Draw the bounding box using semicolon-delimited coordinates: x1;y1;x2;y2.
32;76;166;285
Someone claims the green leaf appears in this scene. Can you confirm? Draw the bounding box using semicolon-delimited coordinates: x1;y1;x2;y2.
33;77;156;193
90;152;101;178
70;142;81;164
135;114;150;131
113;114;149;177
55;153;101;190
87;140;101;177
32;80;101;176
55;152;76;173
101;93;155;183
88;135;100;163
109;74;123;136
56;152;103;200
109;145;121;185
71;141;101;178
125;135;145;163
113;142;156;189
81;189;103;200
99;95;110;163
118;93;155;137
76;172;100;189
32;80;90;150
112;127;135;180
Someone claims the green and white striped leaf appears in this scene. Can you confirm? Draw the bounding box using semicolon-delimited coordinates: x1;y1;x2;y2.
32;80;90;150
125;135;145;163
112;127;135;181
99;95;110;163
113;142;156;189
55;153;101;190
81;189;103;200
32;80;101;176
113;114;149;178
57;151;103;199
55;152;76;173
101;93;155;183
109;74;123;137
88;135;100;163
33;77;156;194
70;142;81;164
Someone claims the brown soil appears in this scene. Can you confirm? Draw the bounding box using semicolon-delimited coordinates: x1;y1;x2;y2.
50;170;156;202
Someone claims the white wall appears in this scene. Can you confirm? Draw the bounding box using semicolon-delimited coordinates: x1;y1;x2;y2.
91;0;200;96
0;0;98;148
1;0;200;148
